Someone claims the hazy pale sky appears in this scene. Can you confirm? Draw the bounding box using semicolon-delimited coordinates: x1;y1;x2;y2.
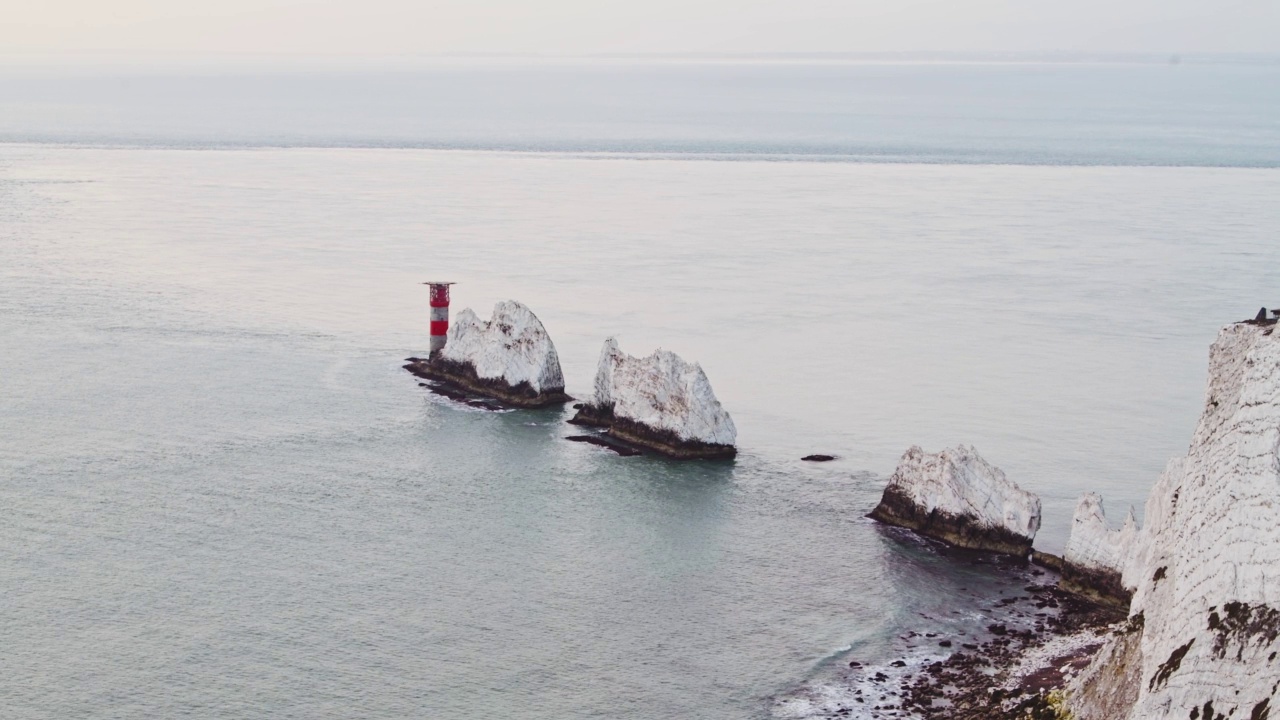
3;0;1277;56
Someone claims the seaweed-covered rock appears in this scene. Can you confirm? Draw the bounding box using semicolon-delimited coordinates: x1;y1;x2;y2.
405;300;571;408
568;338;736;459
1059;493;1137;607
869;445;1041;556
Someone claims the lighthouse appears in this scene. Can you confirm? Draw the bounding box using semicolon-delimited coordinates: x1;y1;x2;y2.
424;281;456;355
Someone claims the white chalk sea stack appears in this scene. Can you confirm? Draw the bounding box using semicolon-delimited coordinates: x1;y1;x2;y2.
1059;492;1138;605
440;301;565;393
1067;320;1280;720
409;300;571;408
570;337;737;459
868;445;1041;556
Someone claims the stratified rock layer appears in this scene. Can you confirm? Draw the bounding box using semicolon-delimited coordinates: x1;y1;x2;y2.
568;338;737;459
1059;493;1138;607
405;300;571;408
869;445;1041;556
1067;321;1280;720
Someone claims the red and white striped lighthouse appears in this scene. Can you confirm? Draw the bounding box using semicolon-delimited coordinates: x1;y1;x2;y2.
424;281;456;355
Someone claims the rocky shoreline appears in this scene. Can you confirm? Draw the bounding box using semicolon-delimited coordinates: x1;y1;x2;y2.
851;453;1135;720
777;550;1126;720
893;585;1125;719
833;315;1280;719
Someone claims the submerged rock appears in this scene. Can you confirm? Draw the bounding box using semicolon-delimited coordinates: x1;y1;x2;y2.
1059;493;1137;607
568;338;736;459
1066;321;1280;719
405;300;571;408
868;445;1041;556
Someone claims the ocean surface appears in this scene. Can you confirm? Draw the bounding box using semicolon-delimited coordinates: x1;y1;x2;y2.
3;59;1280;719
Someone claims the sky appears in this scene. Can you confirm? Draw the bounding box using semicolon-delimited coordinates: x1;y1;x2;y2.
1;0;1277;57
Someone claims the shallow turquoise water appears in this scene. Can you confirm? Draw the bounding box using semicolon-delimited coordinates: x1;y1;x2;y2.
2;135;1279;718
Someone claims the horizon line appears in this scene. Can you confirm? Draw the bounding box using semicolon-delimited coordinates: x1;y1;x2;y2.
2;49;1279;67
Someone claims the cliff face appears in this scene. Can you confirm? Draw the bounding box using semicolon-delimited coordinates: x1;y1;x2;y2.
570;338;737;458
869;445;1041;556
408;300;571;408
1059;493;1138;606
1068;322;1280;720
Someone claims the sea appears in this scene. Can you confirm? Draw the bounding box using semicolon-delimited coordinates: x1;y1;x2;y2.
2;57;1279;719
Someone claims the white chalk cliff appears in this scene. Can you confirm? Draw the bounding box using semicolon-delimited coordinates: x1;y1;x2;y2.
872;445;1042;553
1062;492;1138;584
1068;321;1280;720
439;300;565;393
588;337;736;447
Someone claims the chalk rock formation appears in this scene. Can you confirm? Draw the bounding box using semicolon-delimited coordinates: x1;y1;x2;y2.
406;300;571;408
569;338;737;459
1059;493;1138;606
868;445;1041;556
1067;320;1280;720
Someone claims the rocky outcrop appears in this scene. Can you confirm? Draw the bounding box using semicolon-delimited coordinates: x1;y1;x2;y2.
1059;493;1138;607
405;300;571;408
1066;320;1280;720
869;445;1041;556
1064;614;1145;719
568;338;737;459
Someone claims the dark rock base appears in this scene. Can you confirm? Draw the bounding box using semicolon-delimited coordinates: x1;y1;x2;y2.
568;403;737;460
1029;550;1065;573
566;402;612;428
405;357;572;409
1032;552;1134;609
1060;562;1133;610
564;434;643;457
415;381;506;411
869;484;1035;557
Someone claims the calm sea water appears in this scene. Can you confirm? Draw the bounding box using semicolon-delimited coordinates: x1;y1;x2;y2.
2;59;1280;166
3;61;1280;719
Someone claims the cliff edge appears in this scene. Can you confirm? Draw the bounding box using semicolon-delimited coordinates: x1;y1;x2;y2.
1067;320;1280;720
